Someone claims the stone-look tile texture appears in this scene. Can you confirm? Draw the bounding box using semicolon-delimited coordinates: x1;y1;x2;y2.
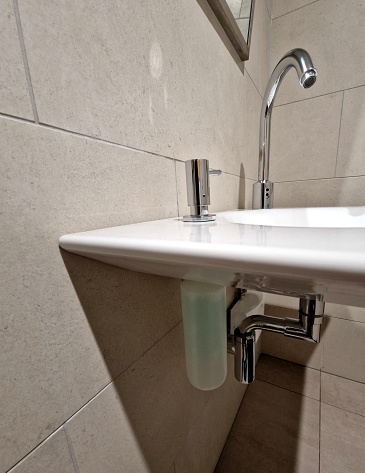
336;86;365;177
320;403;365;473
272;0;317;19
271;0;365;105
0;117;180;470
7;428;75;473
175;358;247;473
245;0;271;96
270;92;342;182
17;0;246;174
2;0;271;470
215;379;320;473
67;324;211;473
321;372;365;418
256;354;320;400
274;176;365;208
0;0;33;119
322;317;365;384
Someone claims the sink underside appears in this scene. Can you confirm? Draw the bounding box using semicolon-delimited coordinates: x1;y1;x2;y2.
59;207;365;308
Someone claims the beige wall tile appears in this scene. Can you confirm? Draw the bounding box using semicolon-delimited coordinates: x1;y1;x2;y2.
0;0;33;119
8;428;75;473
175;357;246;473
322;317;365;383
18;0;246;172
68;324;212;473
0;117;180;470
336;86;365;177
244;178;254;208
320;403;365;473
321;372;365;417
270;93;342;182
256;354;320;399
242;73;262;180
215;380;320;473
272;0;317;19
67;383;151;473
245;0;271;96
265;294;365;323
261;305;323;369
274;176;365;208
271;0;365;106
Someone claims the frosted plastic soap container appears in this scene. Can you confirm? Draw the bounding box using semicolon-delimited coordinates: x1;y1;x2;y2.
181;280;227;390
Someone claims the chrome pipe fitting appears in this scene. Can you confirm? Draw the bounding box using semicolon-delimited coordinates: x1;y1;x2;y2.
183;159;221;222
228;296;324;384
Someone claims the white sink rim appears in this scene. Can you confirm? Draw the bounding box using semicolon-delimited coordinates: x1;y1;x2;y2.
59;206;365;308
219;206;365;229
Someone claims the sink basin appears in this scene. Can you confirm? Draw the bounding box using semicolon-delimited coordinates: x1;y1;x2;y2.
220;207;365;228
59;207;365;308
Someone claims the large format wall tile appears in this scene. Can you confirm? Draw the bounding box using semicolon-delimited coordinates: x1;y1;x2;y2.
270;93;342;182
7;428;75;473
322;317;365;384
256;354;320;400
320;403;365;473
0;117;180;471
336;86;365;177
272;0;317;19
245;0;270;96
321;372;365;418
271;0;365;106
0;0;33;119
274;176;365;208
215;380;320;473
67;324;211;473
17;0;245;172
175;358;246;473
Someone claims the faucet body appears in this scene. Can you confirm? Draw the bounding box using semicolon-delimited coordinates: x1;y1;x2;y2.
183;159;221;222
252;48;317;209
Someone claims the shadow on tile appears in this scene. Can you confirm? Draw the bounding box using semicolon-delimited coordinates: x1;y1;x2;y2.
60;249;223;473
215;378;320;473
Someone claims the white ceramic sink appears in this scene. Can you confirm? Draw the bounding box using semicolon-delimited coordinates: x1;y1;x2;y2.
59;206;365;308
221;207;365;228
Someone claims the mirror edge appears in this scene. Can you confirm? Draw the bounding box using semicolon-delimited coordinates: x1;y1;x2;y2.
203;0;255;62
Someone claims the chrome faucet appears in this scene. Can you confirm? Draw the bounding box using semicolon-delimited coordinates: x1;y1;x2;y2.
252;48;318;209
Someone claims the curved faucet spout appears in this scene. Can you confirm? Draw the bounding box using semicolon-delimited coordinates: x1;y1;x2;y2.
253;48;317;209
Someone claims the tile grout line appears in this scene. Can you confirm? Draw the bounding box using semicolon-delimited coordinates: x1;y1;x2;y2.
272;0;320;21
0;111;177;162
5;320;183;473
320;399;365;419
333;91;345;177
274;174;365;184
0;112;247;181
13;0;39;123
63;424;80;473
273;84;365;109
174;160;181;217
255;377;320;401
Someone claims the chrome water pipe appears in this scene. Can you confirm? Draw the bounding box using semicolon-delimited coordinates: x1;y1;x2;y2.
252;48;317;209
232;296;324;384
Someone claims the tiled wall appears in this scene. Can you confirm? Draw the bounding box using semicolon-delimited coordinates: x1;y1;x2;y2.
258;1;365;469
0;0;270;472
